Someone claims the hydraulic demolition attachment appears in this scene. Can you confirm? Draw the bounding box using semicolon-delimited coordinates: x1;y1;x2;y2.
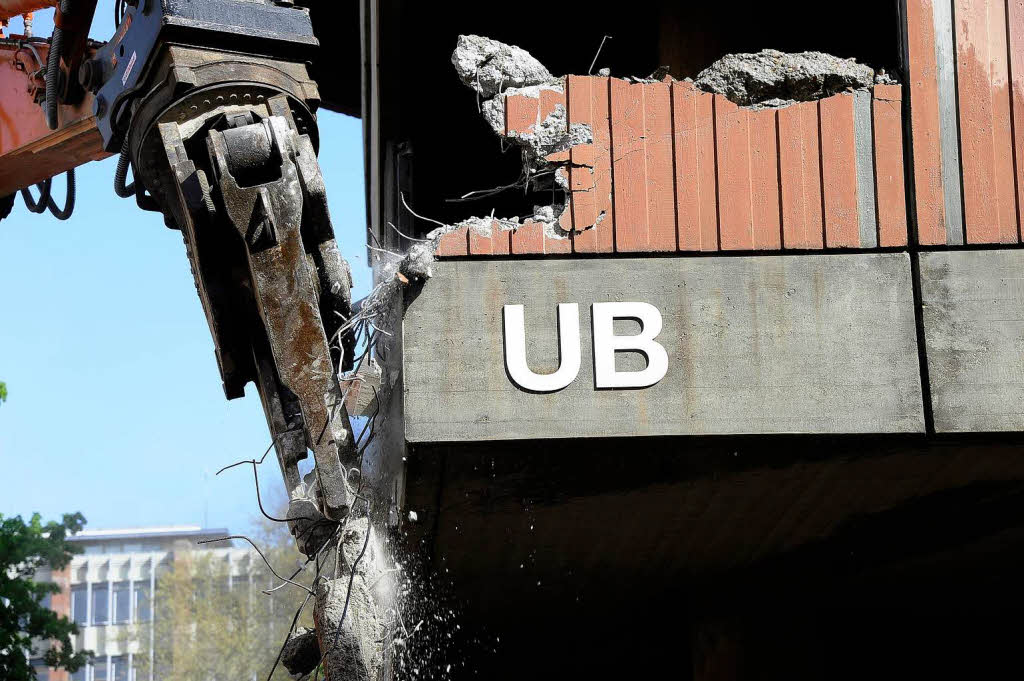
74;1;357;556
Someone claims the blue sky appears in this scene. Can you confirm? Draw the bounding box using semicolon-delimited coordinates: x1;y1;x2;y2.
0;4;370;535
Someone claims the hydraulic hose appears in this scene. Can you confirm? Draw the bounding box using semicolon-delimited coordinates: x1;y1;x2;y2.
44;0;71;130
113;134;135;198
46;169;75;220
21;178;52;213
19;169;76;219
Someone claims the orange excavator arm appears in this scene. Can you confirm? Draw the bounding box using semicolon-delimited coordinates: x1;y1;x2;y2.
0;0;107;198
0;0;56;22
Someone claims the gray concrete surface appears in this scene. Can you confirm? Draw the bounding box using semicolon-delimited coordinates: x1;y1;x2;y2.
403;254;925;442
921;250;1024;431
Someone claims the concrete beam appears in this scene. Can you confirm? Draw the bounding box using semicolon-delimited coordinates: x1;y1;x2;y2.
921;250;1024;431
403;254;925;442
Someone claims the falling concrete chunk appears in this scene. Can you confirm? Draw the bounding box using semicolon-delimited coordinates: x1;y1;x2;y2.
695;49;878;107
313;518;394;681
452;34;554;98
281;627;321;677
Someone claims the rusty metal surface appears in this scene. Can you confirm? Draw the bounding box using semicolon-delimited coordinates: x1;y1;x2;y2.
151;89;356;534
116;39;354;539
207;114;356;519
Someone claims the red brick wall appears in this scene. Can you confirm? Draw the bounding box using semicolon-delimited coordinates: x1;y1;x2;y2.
905;0;1024;245
437;78;907;258
49;565;71;681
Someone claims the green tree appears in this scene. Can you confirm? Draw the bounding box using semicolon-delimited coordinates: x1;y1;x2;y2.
0;380;7;404
0;512;91;680
125;509;308;681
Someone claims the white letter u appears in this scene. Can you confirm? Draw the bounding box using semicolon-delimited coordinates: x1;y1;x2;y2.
503;303;582;393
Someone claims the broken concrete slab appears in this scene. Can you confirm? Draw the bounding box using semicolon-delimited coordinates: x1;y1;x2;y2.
452;34;554;98
695;49;878;107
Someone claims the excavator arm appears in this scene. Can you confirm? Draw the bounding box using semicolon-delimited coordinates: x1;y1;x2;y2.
1;0;359;556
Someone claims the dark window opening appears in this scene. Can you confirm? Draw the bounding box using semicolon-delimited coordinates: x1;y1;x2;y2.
71;585;87;626
372;0;901;244
91;586;108;626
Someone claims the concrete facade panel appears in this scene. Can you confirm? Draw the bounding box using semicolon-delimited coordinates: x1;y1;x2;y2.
922;249;1024;431
404;255;925;442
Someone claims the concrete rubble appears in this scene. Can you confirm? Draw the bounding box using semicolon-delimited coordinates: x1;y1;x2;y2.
281;627;321;677
694;49;885;108
452;34;553;98
314;518;397;681
448;35;591;241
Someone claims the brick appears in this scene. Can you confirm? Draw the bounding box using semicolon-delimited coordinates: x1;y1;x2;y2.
673;81;719;251
1009;0;1024;238
505;93;539;136
715;96;754;250
872;85;909;247
904;0;948;244
956;0;1019;243
643;81;677;251
778;101;824;249
511;221;545;254
568;76;615;253
820;94;860;248
542;221;572;254
435;226;469;257
611;78;649;252
539;86;565;123
491;220;512;254
748;108;782;250
466;220;510;255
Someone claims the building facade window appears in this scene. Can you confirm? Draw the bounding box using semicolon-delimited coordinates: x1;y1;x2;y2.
92;585;109;625
92;658;108;681
110;655;130;681
113;582;131;624
70;665;87;681
71;585;88;625
134;582;151;622
31;659;49;681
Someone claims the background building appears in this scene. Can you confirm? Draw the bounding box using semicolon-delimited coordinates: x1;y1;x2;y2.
35;526;254;681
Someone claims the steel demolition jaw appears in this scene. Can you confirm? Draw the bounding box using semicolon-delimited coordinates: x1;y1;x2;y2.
158;101;359;557
78;1;359;558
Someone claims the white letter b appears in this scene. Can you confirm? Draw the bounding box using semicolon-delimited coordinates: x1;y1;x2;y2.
592;302;668;389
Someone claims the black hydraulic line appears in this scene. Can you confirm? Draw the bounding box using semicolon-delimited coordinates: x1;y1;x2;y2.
113;134;135;198
18;40;45;75
45;0;72;131
0;194;15;221
44;28;62;129
21;179;53;214
47;169;76;220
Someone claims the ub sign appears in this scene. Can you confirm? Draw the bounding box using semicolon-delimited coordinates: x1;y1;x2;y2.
502;302;669;392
